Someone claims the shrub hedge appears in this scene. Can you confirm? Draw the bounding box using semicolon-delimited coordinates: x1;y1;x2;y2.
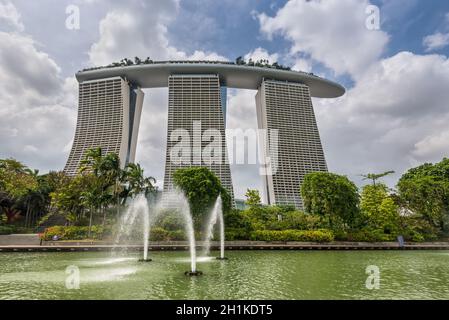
249;229;334;242
0;225;16;235
149;228;190;241
42;225;106;240
225;227;250;241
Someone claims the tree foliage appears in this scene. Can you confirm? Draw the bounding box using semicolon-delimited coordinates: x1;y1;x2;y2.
51;148;156;228
0;158;49;226
301;172;360;227
398;158;449;232
360;183;400;234
172;167;231;226
361;171;395;186
245;189;261;206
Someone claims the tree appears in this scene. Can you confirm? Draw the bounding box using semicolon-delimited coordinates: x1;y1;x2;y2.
245;189;261;206
122;163;156;200
301;172;360;228
362;171;395;186
360;183;400;235
0;159;38;199
0;158;27;174
172;167;231;227
398;159;449;232
79;147;103;176
21;188;46;228
79;147;109;228
79;173;103;237
51;174;92;224
80;148;128;226
100;153;122;221
0;158;39;226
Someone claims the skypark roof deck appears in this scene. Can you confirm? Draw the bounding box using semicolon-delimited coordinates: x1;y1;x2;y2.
76;61;345;98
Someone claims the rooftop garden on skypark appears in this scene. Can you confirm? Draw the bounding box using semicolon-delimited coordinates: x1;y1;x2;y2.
79;56;317;77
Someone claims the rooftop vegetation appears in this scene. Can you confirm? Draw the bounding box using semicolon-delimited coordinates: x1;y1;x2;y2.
79;56;317;77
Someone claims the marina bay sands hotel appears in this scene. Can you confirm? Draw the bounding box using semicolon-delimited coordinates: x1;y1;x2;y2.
64;61;345;209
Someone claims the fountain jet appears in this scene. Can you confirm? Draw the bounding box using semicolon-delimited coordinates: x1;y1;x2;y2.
114;194;152;262
203;195;227;260
159;190;201;275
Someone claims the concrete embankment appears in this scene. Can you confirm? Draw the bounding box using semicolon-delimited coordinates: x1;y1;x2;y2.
1;238;449;252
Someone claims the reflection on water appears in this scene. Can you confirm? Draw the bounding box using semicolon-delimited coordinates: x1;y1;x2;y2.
1;251;449;300
176;256;216;263
78;257;137;266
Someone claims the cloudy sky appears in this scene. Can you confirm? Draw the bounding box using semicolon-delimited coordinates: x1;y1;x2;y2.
1;0;449;199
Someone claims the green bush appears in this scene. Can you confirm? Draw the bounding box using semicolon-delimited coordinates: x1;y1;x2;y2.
42;226;64;240
408;231;425;243
224;209;253;232
345;228;396;242
0;225;16;235
148;228;188;241
400;216;439;242
267;211;325;231
225;227;250;240
42;225;105;240
334;224;434;242
249;229;334;242
168;230;187;241
150;227;170;241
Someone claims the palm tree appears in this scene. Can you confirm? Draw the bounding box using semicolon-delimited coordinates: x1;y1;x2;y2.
79;147;103;176
361;171;395;186
25;168;39;177
142;176;157;196
80;177;102;238
22;189;46;228
0;158;26;173
123;163;156;201
0;191;17;223
79;148;107;233
99;153;122;225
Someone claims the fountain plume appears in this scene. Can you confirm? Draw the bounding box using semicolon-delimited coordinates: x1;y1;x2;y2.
203;195;226;259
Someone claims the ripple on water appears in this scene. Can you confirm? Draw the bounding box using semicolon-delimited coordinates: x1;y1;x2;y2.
1;251;449;299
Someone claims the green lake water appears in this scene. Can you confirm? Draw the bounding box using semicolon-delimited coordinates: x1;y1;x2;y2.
1;250;449;300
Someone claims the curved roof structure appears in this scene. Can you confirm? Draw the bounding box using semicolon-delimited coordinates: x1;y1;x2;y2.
76;61;345;98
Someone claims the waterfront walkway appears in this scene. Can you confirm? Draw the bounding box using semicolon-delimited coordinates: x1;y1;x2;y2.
1;238;449;252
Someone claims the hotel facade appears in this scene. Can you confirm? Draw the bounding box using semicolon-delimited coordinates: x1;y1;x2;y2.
64;61;344;209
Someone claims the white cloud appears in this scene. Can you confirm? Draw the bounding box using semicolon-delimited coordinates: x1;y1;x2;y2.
0;32;61;99
291;58;312;73
244;47;279;64
0;0;24;31
414;130;449;160
315;52;449;184
254;1;449;189
258;0;389;79
187;50;228;61
423;32;449;52
0;30;77;172
88;1;226;66
423;11;449;52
